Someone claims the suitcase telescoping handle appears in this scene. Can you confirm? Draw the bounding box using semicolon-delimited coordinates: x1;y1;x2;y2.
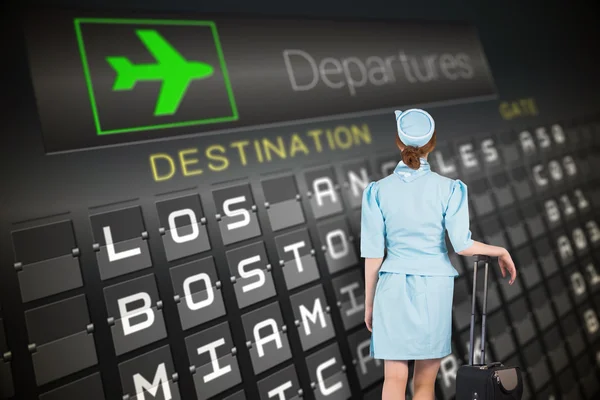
469;254;492;366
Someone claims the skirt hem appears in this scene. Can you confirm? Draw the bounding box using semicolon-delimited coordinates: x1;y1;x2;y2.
371;350;452;361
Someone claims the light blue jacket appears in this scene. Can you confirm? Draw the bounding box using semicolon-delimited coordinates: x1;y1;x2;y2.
360;157;474;276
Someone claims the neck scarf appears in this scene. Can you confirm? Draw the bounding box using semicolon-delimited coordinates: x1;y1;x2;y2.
394;157;431;182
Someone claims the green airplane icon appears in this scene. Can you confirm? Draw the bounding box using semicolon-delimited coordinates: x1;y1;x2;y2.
106;29;214;116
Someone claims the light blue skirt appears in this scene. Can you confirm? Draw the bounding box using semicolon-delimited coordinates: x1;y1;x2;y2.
370;271;455;360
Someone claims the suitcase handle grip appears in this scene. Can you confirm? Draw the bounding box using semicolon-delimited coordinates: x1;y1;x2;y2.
477;361;503;369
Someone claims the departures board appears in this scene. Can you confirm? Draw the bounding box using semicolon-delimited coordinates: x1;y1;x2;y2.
1;6;600;400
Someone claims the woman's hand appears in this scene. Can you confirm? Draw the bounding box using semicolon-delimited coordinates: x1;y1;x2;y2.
365;305;373;332
498;249;517;285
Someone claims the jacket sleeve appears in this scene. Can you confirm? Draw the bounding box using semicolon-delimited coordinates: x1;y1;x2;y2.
360;182;385;258
444;179;475;253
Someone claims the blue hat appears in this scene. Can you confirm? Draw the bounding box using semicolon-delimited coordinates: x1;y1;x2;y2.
394;109;435;147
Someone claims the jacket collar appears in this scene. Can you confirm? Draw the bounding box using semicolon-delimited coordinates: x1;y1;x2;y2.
394;157;431;182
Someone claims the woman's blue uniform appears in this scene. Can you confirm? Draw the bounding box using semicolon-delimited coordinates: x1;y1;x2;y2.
361;156;474;360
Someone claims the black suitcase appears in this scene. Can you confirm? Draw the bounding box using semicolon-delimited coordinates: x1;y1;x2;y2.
455;255;524;400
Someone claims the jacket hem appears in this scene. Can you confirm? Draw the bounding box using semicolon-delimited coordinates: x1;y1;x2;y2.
379;253;460;276
378;267;459;277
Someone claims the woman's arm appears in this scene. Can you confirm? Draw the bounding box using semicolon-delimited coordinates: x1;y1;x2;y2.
364;257;384;309
456;240;506;257
444;180;517;284
457;240;517;285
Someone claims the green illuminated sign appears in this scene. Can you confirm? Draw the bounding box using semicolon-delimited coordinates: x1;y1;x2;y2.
106;29;215;116
74;18;238;136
